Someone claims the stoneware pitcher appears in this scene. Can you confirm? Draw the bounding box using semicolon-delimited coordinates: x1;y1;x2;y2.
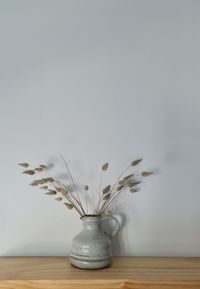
70;215;120;269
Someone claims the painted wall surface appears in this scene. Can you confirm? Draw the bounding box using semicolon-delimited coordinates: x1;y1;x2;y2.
0;0;200;256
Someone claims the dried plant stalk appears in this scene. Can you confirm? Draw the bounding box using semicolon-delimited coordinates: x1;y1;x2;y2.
84;185;89;214
18;163;29;168
117;184;124;191
34;167;43;172
55;197;62;201
40;165;47;169
123;174;134;181
128;181;141;188
29;181;39;186
22;170;35;175
65;203;73;209
103;193;111;200
59;154;86;215
131;159;142;166
94;162;110;214
46;190;57;195
141;171;154;176
18;157;153;217
102;163;109;171
102;185;111;195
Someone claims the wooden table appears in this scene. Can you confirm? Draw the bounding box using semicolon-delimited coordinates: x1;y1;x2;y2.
0;257;200;288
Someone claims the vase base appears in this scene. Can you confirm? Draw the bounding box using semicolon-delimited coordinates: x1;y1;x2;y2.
69;255;112;269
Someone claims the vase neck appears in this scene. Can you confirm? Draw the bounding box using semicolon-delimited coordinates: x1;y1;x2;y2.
81;216;102;230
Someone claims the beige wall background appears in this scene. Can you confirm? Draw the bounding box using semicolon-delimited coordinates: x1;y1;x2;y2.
0;0;200;256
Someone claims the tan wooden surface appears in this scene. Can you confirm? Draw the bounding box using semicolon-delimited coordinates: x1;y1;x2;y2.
0;257;200;289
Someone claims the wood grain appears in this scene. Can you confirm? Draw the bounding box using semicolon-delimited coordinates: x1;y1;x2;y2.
0;257;199;289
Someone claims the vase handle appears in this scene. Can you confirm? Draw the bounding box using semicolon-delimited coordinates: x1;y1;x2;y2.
102;215;120;239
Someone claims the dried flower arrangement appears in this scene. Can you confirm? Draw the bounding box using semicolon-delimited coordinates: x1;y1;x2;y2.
18;157;153;216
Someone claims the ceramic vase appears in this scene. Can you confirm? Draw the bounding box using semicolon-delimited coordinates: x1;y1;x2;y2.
70;215;119;269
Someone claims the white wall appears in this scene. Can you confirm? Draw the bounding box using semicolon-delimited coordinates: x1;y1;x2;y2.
0;0;200;256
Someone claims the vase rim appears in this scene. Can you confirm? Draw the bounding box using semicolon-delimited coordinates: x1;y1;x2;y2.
80;214;101;219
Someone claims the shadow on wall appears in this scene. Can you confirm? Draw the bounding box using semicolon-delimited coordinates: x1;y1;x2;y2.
111;212;127;256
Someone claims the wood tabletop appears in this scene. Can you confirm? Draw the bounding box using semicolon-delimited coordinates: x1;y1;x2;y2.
0;256;200;288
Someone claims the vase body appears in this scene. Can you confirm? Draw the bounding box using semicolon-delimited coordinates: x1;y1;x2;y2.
70;215;119;269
